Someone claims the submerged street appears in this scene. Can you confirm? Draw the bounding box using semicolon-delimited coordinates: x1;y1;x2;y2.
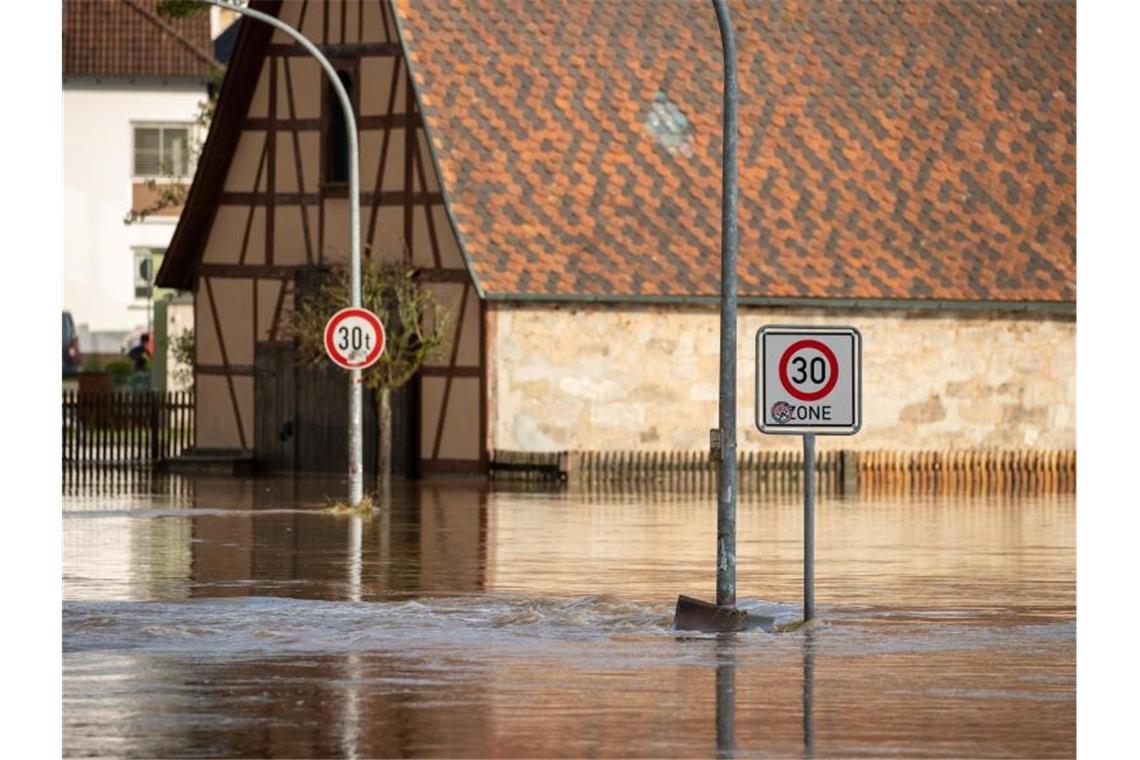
62;472;1074;757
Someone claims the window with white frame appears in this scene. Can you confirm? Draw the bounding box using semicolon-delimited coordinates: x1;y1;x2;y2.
133;248;163;300
133;123;193;178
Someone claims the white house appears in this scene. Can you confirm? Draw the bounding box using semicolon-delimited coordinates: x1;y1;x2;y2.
62;0;219;356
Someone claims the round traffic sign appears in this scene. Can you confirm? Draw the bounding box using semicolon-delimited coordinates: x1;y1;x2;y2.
778;339;839;401
324;307;386;370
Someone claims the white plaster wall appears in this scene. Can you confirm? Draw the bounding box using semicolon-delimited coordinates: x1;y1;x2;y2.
165;299;195;392
63;81;205;343
489;304;1076;453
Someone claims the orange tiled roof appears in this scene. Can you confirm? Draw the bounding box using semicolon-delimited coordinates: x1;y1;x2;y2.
63;0;216;79
393;0;1075;303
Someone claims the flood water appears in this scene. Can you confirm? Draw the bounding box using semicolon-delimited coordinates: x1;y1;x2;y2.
63;472;1074;757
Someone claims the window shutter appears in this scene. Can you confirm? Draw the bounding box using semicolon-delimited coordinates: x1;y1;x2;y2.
134;127;160;176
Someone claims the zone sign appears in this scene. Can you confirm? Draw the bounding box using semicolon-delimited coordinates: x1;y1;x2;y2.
324;307;386;370
756;325;862;435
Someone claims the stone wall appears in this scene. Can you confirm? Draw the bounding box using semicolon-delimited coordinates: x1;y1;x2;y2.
487;303;1075;453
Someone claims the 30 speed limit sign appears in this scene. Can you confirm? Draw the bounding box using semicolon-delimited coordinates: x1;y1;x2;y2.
324;307;386;370
756;325;862;435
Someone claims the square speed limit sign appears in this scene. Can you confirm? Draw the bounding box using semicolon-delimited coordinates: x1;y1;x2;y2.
756;325;862;435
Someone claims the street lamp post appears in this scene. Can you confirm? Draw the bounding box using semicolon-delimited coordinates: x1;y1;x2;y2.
711;0;740;611
195;0;365;506
673;0;743;632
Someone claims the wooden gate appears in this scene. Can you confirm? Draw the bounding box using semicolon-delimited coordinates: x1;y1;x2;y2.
254;342;417;476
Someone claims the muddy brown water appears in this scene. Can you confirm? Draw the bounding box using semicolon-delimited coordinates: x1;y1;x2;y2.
63;473;1074;758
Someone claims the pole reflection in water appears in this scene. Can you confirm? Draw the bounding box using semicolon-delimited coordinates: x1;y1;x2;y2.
341;514;364;759
715;631;816;758
803;630;815;757
715;635;736;758
340;650;362;760
348;514;363;603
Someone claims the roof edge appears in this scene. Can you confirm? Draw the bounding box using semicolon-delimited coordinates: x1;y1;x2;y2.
63;75;212;87
483;291;1076;315
389;5;487;300
156;1;282;290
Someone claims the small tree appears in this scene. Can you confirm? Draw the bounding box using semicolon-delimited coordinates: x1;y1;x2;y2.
290;258;450;484
170;328;195;389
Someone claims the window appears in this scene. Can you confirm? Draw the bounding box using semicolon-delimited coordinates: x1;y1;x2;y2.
133;124;193;178
325;70;355;183
133;249;163;300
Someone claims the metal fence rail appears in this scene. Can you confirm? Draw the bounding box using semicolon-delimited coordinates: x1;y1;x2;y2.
62;390;194;465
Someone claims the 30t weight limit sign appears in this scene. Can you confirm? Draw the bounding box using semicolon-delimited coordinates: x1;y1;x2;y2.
324;307;386;370
756;326;862;435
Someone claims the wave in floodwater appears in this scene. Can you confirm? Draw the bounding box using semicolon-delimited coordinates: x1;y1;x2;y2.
62;595;814;655
62;594;1071;666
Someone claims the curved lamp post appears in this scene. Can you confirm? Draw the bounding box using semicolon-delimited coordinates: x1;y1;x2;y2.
195;0;365;506
711;0;740;612
674;0;742;631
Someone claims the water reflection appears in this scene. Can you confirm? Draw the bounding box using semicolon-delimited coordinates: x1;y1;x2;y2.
178;477;488;602
63;471;1074;757
803;630;815;758
713;632;815;759
715;637;735;758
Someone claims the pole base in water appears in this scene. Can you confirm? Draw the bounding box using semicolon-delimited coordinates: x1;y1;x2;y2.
674;594;751;632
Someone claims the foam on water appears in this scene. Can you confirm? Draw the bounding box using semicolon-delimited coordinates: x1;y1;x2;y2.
63;593;1071;664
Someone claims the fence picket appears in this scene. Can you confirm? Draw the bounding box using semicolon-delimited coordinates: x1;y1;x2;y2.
63;390;71;464
122;393;128;463
100;392;108;464
123;392;131;463
158;394;166;461
133;393;138;462
81;392;88;467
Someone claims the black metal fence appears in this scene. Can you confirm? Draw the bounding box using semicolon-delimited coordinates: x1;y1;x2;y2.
62;390;194;465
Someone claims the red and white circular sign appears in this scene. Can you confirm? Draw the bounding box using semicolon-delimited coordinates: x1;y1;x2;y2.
324;307;386;370
778;339;839;401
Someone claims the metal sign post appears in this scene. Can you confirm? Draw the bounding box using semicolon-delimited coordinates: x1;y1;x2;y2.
194;0;365;506
757;325;862;622
803;432;816;621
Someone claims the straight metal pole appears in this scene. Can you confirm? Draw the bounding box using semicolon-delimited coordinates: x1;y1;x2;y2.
195;1;363;506
803;433;816;622
712;0;740;609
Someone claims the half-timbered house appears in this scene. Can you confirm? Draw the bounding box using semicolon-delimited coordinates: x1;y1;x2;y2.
157;0;1075;475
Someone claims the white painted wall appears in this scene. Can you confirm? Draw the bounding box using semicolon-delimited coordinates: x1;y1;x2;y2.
63;80;205;347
